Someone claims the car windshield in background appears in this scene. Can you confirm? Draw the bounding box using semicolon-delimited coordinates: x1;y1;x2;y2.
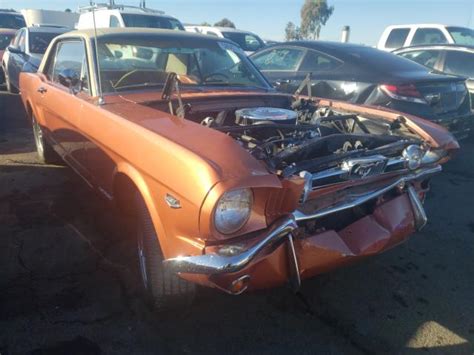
29;32;61;54
0;33;14;50
0;13;25;29
447;26;474;46
221;32;264;52
97;37;269;92
121;14;184;30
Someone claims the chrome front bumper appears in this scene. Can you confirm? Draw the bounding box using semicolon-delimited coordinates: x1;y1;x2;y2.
163;166;440;278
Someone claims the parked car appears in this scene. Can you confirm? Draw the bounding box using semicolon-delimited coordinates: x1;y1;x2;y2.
0;28;16;84
0;9;26;29
20;28;457;311
393;44;474;107
185;25;265;54
77;3;183;30
251;41;473;139
2;26;68;93
21;9;79;29
378;24;474;51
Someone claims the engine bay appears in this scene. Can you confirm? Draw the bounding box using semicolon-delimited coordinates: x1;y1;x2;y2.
149;94;423;178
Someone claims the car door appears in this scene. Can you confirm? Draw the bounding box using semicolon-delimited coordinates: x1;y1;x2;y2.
38;38;92;181
251;46;306;93
8;28;26;87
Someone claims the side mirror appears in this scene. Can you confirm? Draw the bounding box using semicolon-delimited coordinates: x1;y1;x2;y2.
7;45;22;54
58;68;80;91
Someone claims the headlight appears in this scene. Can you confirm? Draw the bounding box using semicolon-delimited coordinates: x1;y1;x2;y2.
403;145;423;170
214;188;253;235
421;149;447;165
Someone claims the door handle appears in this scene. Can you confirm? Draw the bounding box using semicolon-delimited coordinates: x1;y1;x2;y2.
37;87;47;94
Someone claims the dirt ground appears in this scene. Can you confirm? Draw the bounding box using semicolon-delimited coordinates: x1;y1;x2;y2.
1;91;474;355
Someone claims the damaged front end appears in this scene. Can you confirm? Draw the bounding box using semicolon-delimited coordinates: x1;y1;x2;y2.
163;95;456;295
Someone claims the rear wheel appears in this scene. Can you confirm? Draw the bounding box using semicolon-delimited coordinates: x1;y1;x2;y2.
135;194;195;312
32;116;61;164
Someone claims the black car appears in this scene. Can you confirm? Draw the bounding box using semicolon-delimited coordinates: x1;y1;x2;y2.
393;44;474;107
251;41;473;139
3;26;68;93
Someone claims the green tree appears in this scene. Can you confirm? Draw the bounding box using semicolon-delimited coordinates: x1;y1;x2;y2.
200;22;212;26
214;18;236;28
65;8;72;12
300;0;334;39
285;22;302;41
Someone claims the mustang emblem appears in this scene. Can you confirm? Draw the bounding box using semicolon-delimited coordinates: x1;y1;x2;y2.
342;156;388;179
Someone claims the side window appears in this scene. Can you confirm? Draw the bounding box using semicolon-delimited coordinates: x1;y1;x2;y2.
110;15;121;28
50;40;90;93
399;50;440;69
444;51;474;78
385;28;410;49
300;50;342;72
252;48;305;71
244;34;263;52
412;28;448;46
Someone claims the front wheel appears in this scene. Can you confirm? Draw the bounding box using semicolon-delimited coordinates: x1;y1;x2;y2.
32;116;61;164
135;194;195;312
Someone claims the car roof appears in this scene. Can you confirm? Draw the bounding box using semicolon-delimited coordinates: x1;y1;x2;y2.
56;27;237;43
394;44;474;52
268;40;374;56
187;25;257;35
25;26;70;34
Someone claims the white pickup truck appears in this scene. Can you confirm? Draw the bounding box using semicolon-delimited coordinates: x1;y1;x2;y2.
378;24;474;51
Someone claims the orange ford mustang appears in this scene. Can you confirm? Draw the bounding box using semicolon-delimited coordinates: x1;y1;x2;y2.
20;29;458;311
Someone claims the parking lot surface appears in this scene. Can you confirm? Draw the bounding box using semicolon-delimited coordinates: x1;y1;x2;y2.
1;91;474;354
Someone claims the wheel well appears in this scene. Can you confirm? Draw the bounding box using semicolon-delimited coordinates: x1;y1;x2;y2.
113;173;139;217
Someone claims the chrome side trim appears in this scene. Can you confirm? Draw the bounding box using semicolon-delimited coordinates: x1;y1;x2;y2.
163;217;298;275
408;185;428;231
293;165;441;222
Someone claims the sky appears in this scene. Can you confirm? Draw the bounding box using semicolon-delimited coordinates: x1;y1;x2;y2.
1;0;473;45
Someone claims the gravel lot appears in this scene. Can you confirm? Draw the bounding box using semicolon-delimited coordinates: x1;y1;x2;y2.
1;91;474;355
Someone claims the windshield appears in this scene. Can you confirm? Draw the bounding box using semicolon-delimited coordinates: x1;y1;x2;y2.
29;32;61;54
0;13;25;29
0;33;14;50
447;26;474;46
222;32;265;52
96;35;270;93
121;14;184;30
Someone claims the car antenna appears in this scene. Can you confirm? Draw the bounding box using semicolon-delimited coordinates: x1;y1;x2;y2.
294;72;313;99
91;2;105;105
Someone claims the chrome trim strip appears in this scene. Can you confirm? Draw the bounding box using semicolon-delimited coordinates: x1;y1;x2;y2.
293;165;441;222
163;217;298;275
287;233;301;292
408;185;428;231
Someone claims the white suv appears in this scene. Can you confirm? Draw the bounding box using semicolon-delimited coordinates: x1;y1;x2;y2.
77;4;183;31
378;24;474;51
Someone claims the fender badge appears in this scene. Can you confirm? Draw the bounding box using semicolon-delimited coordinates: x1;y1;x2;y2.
165;194;181;209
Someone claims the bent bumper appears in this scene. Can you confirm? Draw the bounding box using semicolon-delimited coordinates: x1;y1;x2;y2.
163;166;439;292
